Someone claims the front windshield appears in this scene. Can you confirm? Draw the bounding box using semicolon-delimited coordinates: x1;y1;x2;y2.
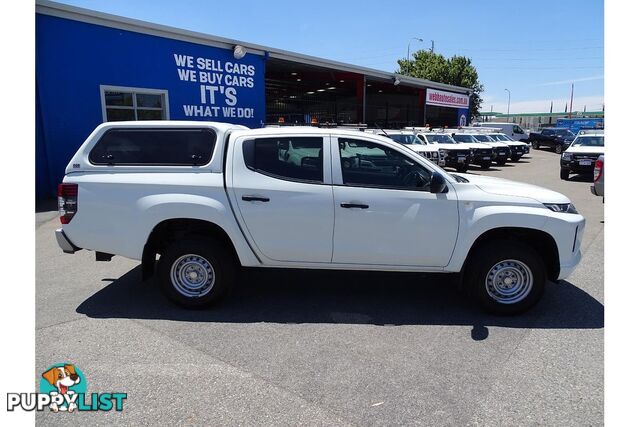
387;134;424;145
490;134;512;141
572;136;604;147
471;134;494;142
557;129;575;137
426;134;457;144
452;134;479;143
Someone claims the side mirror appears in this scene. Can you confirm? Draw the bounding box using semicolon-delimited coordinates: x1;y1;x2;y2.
430;172;447;193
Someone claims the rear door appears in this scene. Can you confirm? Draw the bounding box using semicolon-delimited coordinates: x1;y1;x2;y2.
229;134;334;263
330;135;459;267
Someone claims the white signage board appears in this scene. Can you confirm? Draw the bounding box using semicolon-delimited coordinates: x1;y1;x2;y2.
426;88;469;109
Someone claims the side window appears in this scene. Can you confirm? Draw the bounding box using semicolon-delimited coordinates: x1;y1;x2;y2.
513;125;524;134
243;137;323;183
338;138;432;190
89;128;216;165
541;129;551;136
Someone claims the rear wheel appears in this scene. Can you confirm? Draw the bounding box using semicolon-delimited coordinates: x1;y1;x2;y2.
157;238;236;308
555;144;563;154
560;168;570;180
465;240;546;315
532;141;539;149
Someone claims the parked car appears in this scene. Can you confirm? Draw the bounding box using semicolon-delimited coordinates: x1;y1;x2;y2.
448;133;495;169
56;121;585;315
373;130;440;165
529;128;575;153
486;133;529;161
464;133;512;166
560;130;605;180
591;155;604;200
476;122;529;142
416;132;471;172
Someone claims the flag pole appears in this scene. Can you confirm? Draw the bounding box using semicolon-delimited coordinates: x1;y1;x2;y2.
568;83;574;119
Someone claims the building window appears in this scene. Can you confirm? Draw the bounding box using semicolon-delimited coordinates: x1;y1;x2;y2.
100;85;170;122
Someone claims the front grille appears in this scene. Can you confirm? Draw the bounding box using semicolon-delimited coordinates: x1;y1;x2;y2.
574;153;601;161
476;148;492;156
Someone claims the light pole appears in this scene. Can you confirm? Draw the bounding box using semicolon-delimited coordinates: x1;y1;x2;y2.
407;37;423;62
504;88;511;119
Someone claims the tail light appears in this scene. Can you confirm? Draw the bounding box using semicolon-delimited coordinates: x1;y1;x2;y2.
58;183;78;224
593;158;603;182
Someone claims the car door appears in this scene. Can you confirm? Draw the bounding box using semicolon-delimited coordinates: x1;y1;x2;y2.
330;135;459;267
229;134;334;263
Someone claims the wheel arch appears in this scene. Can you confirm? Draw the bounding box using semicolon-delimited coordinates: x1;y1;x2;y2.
462;226;560;282
141;218;241;280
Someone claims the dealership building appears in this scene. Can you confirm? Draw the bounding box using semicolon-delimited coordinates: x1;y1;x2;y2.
36;0;471;198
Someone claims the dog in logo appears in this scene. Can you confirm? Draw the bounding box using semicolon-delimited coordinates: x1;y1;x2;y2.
41;364;81;412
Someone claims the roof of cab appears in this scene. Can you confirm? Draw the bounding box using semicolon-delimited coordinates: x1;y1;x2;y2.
94;120;249;132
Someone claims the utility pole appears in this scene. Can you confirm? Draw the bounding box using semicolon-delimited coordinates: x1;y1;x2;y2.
504;88;511;119
568;83;574;119
407;37;423;62
430;40;434;53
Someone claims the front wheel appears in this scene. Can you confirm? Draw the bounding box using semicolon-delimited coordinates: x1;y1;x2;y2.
511;155;521;162
496;159;507;166
560;168;570;180
480;161;491;169
157;238;236;308
456;164;469;173
465;240;546;315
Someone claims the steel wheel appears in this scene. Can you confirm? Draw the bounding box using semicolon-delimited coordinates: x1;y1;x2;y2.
484;259;533;304
170;254;216;298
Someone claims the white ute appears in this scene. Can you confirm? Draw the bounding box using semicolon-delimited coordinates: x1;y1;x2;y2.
56;121;585;314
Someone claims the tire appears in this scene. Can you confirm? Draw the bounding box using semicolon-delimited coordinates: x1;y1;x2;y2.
531;141;539;150
555;144;563;154
496;159;507;166
560;168;570;180
511;155;521;162
464;239;546;315
157;238;237;308
456;164;469;173
480;161;491;169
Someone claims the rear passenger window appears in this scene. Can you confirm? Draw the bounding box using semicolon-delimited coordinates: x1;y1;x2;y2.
89;128;216;165
243;137;323;183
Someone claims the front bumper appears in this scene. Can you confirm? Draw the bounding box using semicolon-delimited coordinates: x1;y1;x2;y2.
508;145;525;157
560;158;596;173
55;228;81;254
558;249;582;281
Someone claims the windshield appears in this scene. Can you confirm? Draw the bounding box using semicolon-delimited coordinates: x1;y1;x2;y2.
557;129;575;137
426;134;457;144
571;136;604;147
490;134;512;141
387;134;424;145
452;134;479;143
471;134;494;142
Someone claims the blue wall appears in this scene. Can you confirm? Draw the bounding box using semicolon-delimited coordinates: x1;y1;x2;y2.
36;14;266;198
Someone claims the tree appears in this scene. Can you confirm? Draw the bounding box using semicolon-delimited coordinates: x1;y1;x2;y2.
397;50;484;119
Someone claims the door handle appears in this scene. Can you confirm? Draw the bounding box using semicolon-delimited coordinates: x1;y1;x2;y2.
340;202;369;209
242;195;270;202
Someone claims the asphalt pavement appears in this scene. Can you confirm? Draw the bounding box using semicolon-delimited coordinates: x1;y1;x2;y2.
35;147;604;426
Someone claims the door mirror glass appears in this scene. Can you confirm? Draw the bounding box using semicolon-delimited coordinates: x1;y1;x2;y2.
429;172;447;193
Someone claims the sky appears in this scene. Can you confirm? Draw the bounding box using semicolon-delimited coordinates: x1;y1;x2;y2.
54;0;604;114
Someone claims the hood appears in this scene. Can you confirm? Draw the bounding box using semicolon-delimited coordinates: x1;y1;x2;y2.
407;145;437;153
460;142;493;150
457;173;570;204
566;145;605;154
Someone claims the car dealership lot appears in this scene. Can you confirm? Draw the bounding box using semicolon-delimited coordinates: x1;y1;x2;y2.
36;148;603;425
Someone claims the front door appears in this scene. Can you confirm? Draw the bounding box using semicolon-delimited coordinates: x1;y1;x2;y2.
230;135;334;263
331;136;459;267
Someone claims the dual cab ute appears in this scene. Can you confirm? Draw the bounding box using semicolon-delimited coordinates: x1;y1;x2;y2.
57;121;585;315
529;128;575;153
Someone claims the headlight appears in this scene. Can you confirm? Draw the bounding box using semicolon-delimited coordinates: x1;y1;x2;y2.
544;203;579;214
561;152;573;160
